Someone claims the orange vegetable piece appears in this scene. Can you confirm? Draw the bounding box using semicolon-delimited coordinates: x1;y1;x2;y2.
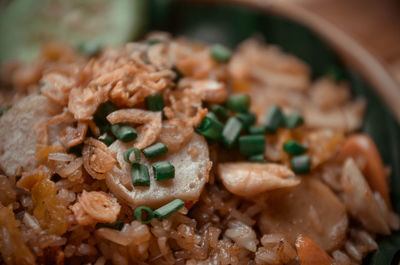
32;177;68;235
0;205;35;265
339;134;390;208
16;166;49;191
295;235;334;265
36;144;62;160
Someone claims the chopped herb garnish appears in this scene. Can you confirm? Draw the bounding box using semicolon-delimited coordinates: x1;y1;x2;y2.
98;133;115;146
134;206;154;224
263;105;284;134
238;135;265;156
195;112;224;140
111;124;137;142
131;163;150;186
249;153;266;162
284;114;304;129
291;155;311;174
210;44;231;63
248;125;265;135
93;101;118;133
283;140;308;155
226;94;250;113
154;199;184;220
210;104;227;121
146;93;164;111
152;161;175;181
147;39;161;46
95;220;124;230
235;112;256;129
222;117;243;147
142;142;168;159
124;148;141;163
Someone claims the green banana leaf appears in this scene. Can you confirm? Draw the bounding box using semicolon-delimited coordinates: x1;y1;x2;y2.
145;1;400;264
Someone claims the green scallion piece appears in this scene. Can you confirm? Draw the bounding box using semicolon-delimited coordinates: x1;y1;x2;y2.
222;117;243;147
210;44;231;63
147;39;161;46
142;142;168;159
124;148;141;163
154;199;184;220
111;124;137;142
195;113;224;140
152;161;175;181
226;94;250;113
146;93;164;111
283;140;308;155
131;163;150;186
263;105;284;134
95;220;124;230
235;112;256;129
210;104;227;121
93;101;118;133
238;135;265;156
284;114;304;129
98;133;115;146
291;155;311;174
249;153;266;162
0;105;11;117
248;125;265;135
134;206;154;224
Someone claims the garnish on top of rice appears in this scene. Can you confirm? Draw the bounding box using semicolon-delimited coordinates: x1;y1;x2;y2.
0;32;397;264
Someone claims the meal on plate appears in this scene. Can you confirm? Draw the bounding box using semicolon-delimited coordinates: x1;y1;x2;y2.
0;32;398;265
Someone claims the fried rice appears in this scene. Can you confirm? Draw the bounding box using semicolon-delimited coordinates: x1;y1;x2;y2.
0;32;398;265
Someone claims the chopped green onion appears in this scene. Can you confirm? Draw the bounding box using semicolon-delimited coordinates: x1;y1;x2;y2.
210;44;231;63
0;105;11;117
134;206;154;224
248;125;265;135
283;140;308;155
93;101;118;133
131;163;150;186
263;105;284;134
152;161;175;181
222;117;243;147
142;142;168;159
284;114;304;129
95;220;124;230
210;104;227;121
124;148;141;163
249;153;266;162
226;94;250;113
146;93;164;111
235;112;256;129
147;39;161;46
195;113;224;140
154;199;184;220
291;155;311;174
111;124;137;142
239;135;265;156
98;133;115;146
